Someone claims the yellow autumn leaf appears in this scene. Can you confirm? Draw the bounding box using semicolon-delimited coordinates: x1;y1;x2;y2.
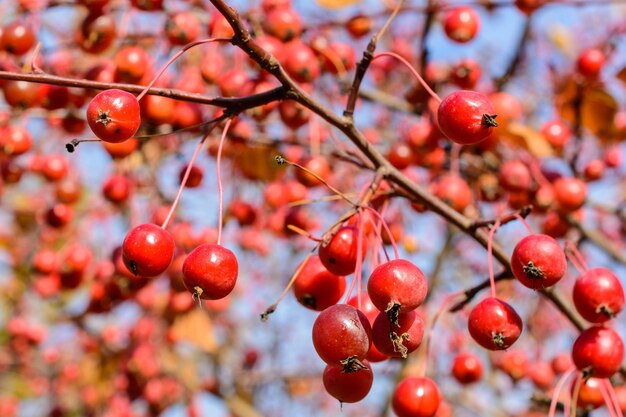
316;0;362;9
501;122;553;157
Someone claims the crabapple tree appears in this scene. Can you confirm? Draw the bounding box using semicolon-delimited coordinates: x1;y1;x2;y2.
0;1;625;417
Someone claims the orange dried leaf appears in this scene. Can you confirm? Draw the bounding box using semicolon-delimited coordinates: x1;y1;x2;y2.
556;79;618;142
170;308;216;353
501;122;553;157
617;66;626;85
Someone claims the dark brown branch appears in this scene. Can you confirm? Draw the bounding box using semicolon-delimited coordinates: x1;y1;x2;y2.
495;15;533;90
0;70;289;111
567;215;626;266
449;271;513;312
418;0;437;75
469;205;533;232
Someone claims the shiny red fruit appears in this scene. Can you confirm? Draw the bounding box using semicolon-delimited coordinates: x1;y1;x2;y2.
553;177;587;212
122;224;175;278
573;267;624;323
540;120;571;148
293;255;346;311
392;376;441;417
511;234;567;289
577;48;605;79
86;89;140;143
182;244;238;300
443;6;480;43
371;310;424;358
347;293;390;363
572;326;624;378
323;361;373;403
437;90;497;145
319;226;360;276
2;21;36;56
468;297;523;350
452;351;483;384
312;304;372;366
367;259;428;314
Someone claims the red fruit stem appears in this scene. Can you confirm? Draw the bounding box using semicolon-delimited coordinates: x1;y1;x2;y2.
420;291;464;377
514;213;534;234
356;214;365;310
604;379;625;417
570;373;583;417
450;143;461;177
525;155;552;188
216;118;233;246
261;244;320;320
363;206;399;260
487;220;502;299
161;128;215;230
310;115;320;157
136;37;231;102
366;211;390;263
344;212;363;305
600;380;620;417
548;367;576;417
371;51;442;104
565;241;589;273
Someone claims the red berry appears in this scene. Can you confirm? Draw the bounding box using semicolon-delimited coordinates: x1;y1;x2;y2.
312;304;372;367
511;234;567;289
371;310;424;358
182;244;238;300
367;259;428;315
575;378;605;410
451;351;483;384
179;165;203;188
165;12;201;46
102;175;132;204
77;12;116;54
553;176;587;212
573;267;625;323
347;293;390;363
499;160;532;192
449;58;482;89
572;326;624;378
437;90;497;145
122;224;175;278
468;297;523;350
346;15;371;39
283;41;321;83
392;376;441;417
577;48;605;79
293;255;346;311
541;120;571;148
2;126;32;157
322;361;373;403
515;0;545;14
433;174;473;212
443;6;480;43
583;159;605;181
318;226;360;276
528;361;555;389
2;21;36;56
263;7;302;42
86;89;141;143
387;142;414;170
114;46;150;83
